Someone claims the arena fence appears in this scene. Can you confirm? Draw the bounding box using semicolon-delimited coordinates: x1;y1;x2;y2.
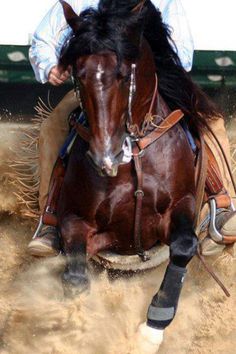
0;45;236;88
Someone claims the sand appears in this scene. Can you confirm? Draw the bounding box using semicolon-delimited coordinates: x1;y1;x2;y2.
0;122;235;354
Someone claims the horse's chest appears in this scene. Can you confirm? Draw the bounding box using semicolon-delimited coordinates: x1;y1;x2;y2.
87;179;136;227
81;167;165;230
65;126;194;231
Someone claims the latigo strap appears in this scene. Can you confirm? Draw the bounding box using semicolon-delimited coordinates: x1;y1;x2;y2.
137;109;184;150
42;157;65;227
205;141;226;196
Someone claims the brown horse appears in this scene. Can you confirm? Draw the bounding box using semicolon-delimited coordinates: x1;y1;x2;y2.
57;0;201;339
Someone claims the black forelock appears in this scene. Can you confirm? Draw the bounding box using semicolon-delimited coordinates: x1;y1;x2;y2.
60;1;147;68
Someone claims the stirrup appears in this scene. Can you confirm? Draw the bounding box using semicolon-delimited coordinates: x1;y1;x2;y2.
32;215;44;239
208;196;235;243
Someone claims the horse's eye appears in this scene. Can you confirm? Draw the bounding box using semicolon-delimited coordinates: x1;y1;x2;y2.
117;72;130;84
77;68;86;81
123;74;131;83
74;77;83;88
77;74;86;82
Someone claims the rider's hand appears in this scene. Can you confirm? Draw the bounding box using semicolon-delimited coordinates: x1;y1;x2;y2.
48;65;71;86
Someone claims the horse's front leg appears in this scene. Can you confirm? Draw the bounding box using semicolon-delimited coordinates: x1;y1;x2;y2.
60;215;95;292
136;196;198;353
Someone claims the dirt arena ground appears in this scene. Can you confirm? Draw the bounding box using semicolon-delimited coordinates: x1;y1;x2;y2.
0;120;235;354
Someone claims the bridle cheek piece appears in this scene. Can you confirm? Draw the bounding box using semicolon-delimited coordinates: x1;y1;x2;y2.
127;63;137;129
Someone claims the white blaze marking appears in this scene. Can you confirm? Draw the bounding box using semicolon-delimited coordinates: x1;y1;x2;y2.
95;62;111;152
96;63;104;81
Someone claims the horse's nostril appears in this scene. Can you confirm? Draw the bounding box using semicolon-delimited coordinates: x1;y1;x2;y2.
86;151;107;176
103;155;114;170
86;151;118;177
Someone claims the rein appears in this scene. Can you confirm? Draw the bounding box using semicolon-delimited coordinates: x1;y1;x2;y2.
131;109;184;260
127;70;158;135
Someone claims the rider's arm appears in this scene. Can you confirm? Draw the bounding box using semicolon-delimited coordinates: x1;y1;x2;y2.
154;0;194;72
29;0;99;84
29;0;194;83
29;1;77;83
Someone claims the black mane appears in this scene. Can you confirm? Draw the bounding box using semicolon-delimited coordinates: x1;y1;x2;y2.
60;0;220;123
60;1;147;68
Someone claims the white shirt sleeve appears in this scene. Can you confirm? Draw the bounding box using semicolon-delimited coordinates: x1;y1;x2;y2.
29;0;100;83
29;1;77;83
29;0;194;83
156;0;194;71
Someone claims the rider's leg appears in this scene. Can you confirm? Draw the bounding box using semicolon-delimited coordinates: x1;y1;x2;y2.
39;90;79;210
200;116;236;254
28;90;79;256
205;116;234;195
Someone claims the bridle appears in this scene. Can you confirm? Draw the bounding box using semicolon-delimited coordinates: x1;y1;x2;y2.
127;63;137;128
71;60;159;170
71;61;158;142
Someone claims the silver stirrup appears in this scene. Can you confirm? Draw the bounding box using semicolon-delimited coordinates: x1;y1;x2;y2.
32;215;44;239
208;197;235;243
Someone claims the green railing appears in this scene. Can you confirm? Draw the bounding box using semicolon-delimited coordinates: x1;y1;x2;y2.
0;45;236;88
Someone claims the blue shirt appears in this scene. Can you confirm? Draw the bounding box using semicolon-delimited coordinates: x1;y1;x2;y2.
29;0;194;83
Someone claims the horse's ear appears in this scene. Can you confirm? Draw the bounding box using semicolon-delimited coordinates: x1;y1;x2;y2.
60;1;80;32
131;0;146;13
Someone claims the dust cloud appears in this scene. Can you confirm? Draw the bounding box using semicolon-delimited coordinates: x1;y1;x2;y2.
0;121;235;354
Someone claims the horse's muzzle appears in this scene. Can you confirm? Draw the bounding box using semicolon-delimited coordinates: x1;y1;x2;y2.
86;150;119;177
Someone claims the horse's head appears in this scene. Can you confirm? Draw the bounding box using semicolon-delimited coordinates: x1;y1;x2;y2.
60;0;157;176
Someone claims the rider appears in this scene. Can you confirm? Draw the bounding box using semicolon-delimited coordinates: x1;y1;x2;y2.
28;0;236;256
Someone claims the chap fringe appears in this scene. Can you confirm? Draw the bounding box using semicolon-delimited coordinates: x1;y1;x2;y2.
7;98;53;218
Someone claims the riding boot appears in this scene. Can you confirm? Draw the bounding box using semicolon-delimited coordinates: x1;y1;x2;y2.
199;200;236;256
27;156;66;257
27;90;79;257
27;226;60;257
198;117;236;255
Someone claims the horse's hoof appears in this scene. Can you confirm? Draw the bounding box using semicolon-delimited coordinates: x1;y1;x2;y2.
62;271;90;297
134;322;164;354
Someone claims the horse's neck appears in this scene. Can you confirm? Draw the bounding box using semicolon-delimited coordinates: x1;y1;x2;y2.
156;93;171;118
131;40;171;126
132;75;171;128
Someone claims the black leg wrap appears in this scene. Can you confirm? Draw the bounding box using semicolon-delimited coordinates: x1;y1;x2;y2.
147;262;187;329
